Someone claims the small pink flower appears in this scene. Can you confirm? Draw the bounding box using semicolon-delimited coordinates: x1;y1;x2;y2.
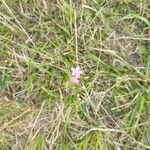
71;65;83;84
71;65;84;78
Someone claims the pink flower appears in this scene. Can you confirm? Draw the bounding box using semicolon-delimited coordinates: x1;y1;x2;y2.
71;65;83;84
71;65;84;78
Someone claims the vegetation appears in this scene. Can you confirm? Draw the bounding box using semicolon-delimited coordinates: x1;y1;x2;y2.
0;0;150;149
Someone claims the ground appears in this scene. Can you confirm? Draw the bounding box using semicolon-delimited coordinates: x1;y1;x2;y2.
0;0;150;149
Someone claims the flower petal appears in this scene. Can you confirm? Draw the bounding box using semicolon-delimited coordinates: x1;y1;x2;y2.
71;77;80;84
76;65;80;71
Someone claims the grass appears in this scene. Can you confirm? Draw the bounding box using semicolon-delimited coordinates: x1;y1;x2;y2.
0;0;150;149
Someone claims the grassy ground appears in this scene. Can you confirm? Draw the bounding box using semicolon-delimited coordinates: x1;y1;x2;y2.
0;0;150;149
